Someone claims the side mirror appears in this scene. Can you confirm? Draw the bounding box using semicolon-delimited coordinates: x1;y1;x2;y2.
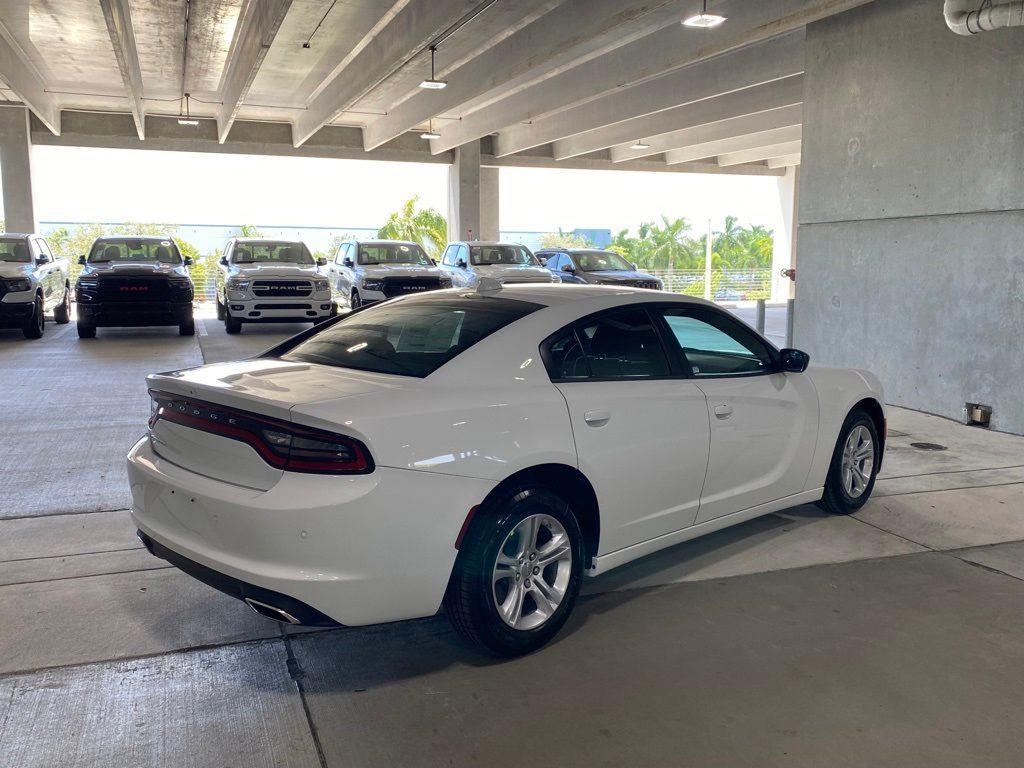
561;263;575;273
36;256;48;266
183;256;193;266
316;256;327;266
631;262;639;271
456;259;467;269
219;255;228;266
430;258;438;266
78;255;86;265
342;257;354;268
779;348;810;373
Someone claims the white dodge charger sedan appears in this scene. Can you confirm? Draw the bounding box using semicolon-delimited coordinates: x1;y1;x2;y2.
129;283;884;655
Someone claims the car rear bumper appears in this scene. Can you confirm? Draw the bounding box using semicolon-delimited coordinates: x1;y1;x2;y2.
78;301;193;327
0;300;33;327
127;436;495;626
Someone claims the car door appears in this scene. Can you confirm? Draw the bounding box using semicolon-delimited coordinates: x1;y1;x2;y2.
656;305;818;523
443;244;473;287
547;306;711;555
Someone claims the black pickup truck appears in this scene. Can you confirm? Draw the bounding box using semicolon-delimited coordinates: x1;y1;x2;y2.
76;237;195;338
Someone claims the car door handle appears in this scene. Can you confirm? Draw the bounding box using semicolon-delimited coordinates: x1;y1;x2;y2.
713;404;733;419
584;409;611;427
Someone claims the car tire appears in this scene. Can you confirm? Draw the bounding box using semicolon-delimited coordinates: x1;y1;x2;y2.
53;287;71;324
819;408;881;515
216;295;226;321
444;485;585;657
350;289;361;309
22;295;44;339
224;314;242;334
179;319;196;336
77;322;96;339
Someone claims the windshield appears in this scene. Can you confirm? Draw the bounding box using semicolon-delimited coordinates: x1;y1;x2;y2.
232;241;314;265
470;245;537;267
359;244;431;266
0;238;30;263
281;295;541;377
575;251;634;272
89;239;181;264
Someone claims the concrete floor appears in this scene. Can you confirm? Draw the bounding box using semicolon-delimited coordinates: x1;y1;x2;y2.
1;305;1023;767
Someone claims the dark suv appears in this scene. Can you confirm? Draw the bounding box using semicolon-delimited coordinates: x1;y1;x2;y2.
536;249;663;290
76;236;195;338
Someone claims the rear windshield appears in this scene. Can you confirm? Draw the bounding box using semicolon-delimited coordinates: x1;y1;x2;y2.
359;243;431;266
0;238;30;263
470;245;537;266
281;295;541;377
89;239;181;263
232;242;313;265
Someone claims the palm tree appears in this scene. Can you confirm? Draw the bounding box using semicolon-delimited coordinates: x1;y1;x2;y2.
377;196;447;260
647;216;701;274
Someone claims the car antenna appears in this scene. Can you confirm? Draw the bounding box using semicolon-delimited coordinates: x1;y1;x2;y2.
476;277;503;294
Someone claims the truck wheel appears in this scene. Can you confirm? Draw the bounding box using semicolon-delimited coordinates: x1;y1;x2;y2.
77;322;96;339
350;289;361;309
53;287;71;324
225;314;242;334
179;319;195;336
23;295;44;339
216;294;226;321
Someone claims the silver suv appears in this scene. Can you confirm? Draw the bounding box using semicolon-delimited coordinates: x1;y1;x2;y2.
325;240;451;309
438;241;557;288
216;238;332;334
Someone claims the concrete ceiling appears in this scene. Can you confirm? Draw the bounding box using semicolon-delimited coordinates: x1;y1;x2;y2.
0;0;875;171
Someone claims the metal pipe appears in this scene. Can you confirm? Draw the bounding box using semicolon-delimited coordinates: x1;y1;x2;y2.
944;0;1024;35
756;299;766;334
786;298;795;348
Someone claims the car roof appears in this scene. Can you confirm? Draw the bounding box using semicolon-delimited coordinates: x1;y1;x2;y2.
425;283;706;308
455;241;527;247
349;239;420;246
232;238;306;244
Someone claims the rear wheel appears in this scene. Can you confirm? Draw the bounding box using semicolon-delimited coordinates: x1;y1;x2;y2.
445;485;584;656
77;322;96;339
819;409;880;514
53;287;71;324
350;289;362;309
22;295;44;339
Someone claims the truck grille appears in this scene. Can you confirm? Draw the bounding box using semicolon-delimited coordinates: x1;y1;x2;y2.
253;280;312;297
98;276;172;302
382;277;442;297
625;280;660;290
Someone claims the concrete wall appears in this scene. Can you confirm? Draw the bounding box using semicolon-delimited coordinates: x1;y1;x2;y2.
796;0;1024;434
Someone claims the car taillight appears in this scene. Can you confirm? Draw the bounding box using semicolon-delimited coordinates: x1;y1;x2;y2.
148;390;373;475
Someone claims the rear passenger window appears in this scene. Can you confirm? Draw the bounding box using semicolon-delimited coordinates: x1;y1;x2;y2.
546;330;590;380
578;308;669;379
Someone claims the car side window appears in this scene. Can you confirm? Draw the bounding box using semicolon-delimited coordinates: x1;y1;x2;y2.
576;308;670;379
441;245;456;266
457;245;469;267
37;239;54;260
659;307;774;377
545;329;590;380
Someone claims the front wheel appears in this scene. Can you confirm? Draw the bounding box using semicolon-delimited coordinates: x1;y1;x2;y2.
179;319;195;336
53;287;71;324
444;486;584;656
77;322;96;339
22;296;44;339
819;409;881;515
215;294;226;321
224;313;242;334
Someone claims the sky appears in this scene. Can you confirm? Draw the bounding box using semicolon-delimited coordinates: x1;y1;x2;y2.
7;145;787;236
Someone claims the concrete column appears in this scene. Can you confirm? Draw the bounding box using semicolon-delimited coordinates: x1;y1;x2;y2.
448;140;481;241
480;166;500;241
0;106;36;233
772;165;799;302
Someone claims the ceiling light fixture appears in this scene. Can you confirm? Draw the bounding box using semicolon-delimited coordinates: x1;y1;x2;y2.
630;139;651;150
682;0;726;28
177;93;199;126
419;46;447;89
420;118;441;140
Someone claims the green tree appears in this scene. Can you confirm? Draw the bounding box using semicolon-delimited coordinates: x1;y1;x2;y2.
377;196;448;260
539;229;592;249
237;224;263;238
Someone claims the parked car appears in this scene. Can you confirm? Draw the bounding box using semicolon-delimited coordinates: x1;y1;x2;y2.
325;239;451;309
130;284;884;656
76;236;194;338
0;233;70;339
216;238;333;334
536;248;663;289
438;241;558;287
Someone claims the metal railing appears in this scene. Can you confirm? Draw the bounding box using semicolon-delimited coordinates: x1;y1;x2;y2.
644;268;772;301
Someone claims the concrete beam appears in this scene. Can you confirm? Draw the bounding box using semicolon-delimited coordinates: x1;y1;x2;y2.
611;104;802;163
362;0;690;151
553;75;804;161
433;0;870;155
216;0;293;144
99;0;146;140
483;32;805;159
0;106;36;232
768;153;802;169
0;21;59;135
663;124;802;165
293;0;480;148
718;140;802;166
483;147;784;176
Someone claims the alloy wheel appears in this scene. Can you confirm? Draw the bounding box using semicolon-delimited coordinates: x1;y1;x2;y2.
491;514;572;631
841;424;874;498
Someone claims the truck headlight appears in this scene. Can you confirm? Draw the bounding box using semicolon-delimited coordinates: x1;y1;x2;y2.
361;279;385;292
4;278;31;292
313;278;330;292
226;278;250;298
439;277;453;288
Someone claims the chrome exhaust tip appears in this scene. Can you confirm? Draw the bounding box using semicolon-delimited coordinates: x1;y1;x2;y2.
244;597;301;625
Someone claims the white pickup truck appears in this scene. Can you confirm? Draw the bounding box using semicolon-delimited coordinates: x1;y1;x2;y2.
216;238;333;334
0;233;71;339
